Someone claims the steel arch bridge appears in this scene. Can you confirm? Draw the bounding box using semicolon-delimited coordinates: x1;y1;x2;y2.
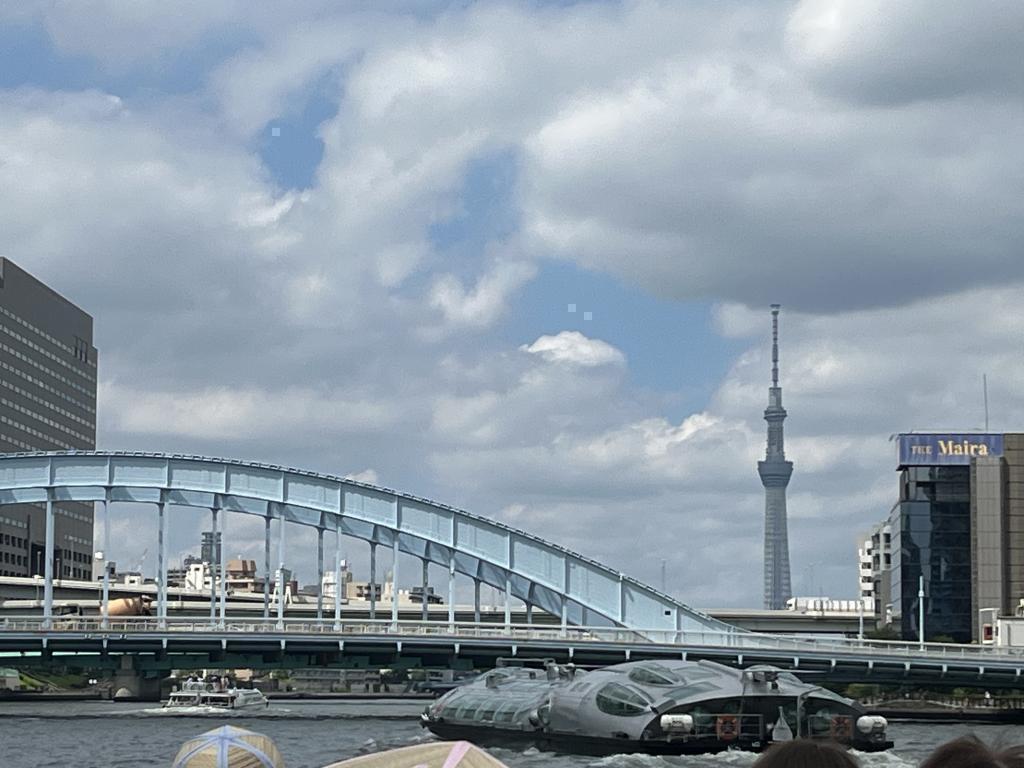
0;451;737;636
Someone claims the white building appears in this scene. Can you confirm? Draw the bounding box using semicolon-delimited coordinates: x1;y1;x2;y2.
320;560;351;601
858;536;875;614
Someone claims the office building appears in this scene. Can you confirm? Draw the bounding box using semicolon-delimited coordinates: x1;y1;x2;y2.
886;433;1024;643
0;258;97;579
758;305;794;609
201;530;222;565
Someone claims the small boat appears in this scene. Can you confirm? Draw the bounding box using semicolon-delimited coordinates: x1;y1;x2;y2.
421;659;893;756
164;677;269;712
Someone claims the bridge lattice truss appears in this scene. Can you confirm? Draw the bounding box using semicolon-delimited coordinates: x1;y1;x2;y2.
0;451;736;634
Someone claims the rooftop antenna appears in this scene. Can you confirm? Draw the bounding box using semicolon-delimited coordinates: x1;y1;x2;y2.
770;303;781;388
983;374;990;431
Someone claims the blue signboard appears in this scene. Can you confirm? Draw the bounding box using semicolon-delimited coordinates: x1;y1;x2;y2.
898;433;1003;466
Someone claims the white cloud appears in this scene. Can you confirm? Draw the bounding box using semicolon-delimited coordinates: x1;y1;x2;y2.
345;468;380;485
522;332;626;368
429;259;537;331
5;0;1024;609
100;382;406;441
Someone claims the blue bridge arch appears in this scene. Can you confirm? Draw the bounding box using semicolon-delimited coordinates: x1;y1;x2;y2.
0;451;737;635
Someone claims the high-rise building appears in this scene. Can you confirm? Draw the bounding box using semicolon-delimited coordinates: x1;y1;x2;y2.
0;257;97;579
201;530;222;565
758;304;793;610
885;432;1024;643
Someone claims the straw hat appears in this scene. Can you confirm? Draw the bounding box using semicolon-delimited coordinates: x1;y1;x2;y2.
172;725;284;768
321;741;508;768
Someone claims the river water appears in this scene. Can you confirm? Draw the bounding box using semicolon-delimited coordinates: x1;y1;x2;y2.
2;700;1024;768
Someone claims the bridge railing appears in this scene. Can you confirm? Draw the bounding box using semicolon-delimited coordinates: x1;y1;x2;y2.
3;616;1024;662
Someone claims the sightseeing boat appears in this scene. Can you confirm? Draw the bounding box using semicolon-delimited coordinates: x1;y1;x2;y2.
164;678;269;712
421;659;892;756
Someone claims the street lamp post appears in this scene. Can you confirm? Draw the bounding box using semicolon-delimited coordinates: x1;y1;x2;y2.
918;575;925;650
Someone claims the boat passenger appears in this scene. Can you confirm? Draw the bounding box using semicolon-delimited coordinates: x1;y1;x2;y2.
920;736;1024;768
752;740;860;768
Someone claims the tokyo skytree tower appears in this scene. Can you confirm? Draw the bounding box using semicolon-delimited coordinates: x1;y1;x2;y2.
757;304;793;610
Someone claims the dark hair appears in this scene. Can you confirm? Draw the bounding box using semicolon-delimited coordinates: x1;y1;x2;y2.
752;740;860;768
921;736;1024;768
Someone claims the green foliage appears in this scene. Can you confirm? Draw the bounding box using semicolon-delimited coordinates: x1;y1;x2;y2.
845;683;880;699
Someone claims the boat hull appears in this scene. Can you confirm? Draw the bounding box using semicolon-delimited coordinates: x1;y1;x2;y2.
423;721;892;756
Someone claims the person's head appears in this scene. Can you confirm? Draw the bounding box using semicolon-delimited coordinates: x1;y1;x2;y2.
753;740;860;768
920;736;1024;768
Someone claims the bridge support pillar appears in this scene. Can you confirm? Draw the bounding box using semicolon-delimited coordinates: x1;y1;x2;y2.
391;537;400;630
447;556;455;632
473;579;481;624
504;577;511;631
421;558;429;622
368;542;378;621
157;501;167;629
277;509;287;630
43;497;54;629
263;514;271;620
111;655;162;702
334;523;343;631
218;507;227;627
101;498;110;630
209;507;219;626
316;527;325;621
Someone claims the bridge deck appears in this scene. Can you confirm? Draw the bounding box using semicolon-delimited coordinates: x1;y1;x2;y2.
3;617;1024;688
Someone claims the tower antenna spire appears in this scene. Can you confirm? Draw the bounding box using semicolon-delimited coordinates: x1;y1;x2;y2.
771;304;780;388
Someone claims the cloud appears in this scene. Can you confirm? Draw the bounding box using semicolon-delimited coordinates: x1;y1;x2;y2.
345;468;380;485
522;331;626;368
787;0;1024;104
100;382;406;441
428;259;536;332
5;0;1024;610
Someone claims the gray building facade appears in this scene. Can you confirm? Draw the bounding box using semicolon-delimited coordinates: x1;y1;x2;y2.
0;258;97;579
971;434;1024;638
201;530;222;565
758;305;793;610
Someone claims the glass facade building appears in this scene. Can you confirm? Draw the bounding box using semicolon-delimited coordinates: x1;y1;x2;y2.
890;466;973;643
885;433;1024;643
0;258;97;579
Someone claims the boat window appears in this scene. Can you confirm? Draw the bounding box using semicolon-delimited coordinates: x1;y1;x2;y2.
595;683;652;717
806;704;844;736
628;664;680;686
475;706;498;722
455;698;480;720
494;701;520;724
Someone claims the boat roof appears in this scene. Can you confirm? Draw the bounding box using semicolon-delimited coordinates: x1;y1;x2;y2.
447;660;853;711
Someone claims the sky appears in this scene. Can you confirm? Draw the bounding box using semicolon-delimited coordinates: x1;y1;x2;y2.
1;0;1023;610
